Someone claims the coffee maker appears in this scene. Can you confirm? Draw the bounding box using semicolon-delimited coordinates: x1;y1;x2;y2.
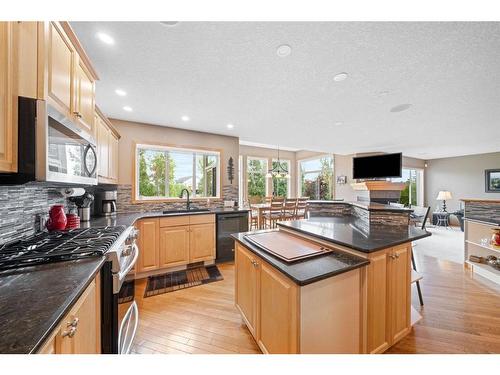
94;190;117;217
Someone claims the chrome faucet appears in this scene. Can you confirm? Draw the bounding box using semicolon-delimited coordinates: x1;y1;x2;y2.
179;188;191;211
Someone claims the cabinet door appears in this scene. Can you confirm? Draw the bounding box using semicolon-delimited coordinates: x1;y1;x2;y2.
15;21;39;99
258;261;298;354
108;132;119;182
74;58;95;133
366;252;390;353
189;223;215;263
388;245;410;343
235;244;259;338
159;225;190;268
0;22;17;172
56;278;99;354
47;22;74;116
97;116;109;179
137;219;159;272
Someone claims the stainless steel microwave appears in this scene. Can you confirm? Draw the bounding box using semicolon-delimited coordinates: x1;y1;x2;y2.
0;97;98;185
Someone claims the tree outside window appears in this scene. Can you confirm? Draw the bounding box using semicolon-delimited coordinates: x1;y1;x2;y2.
137;145;219;200
299;156;333;200
247;158;267;203
271;160;290;198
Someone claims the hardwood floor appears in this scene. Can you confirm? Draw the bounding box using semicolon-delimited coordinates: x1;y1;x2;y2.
131;251;500;354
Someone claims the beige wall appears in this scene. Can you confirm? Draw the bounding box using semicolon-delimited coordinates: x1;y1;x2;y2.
425;152;500;213
110;118;239;191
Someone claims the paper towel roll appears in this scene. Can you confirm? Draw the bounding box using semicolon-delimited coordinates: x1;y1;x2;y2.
60;188;85;197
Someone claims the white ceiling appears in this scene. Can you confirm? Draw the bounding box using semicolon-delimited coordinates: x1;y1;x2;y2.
71;22;500;159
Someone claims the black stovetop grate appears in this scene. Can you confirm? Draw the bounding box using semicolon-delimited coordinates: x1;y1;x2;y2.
0;226;126;271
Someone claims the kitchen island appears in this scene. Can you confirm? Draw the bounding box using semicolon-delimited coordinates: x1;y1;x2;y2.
232;216;431;354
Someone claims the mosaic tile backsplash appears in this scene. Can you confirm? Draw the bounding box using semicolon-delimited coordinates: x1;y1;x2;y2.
0;183;70;245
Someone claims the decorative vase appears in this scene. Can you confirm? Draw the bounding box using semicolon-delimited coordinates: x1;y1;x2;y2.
491;228;500;247
46;205;67;231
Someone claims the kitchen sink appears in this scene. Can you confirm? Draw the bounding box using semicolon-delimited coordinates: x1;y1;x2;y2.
162;208;211;214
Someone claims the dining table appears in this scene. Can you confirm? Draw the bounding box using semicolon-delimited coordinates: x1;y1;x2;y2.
249;203;271;229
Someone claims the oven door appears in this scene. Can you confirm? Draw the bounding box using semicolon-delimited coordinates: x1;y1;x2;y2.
116;243;139;354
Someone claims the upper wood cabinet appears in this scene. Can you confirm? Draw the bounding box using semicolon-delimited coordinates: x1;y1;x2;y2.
43;22;98;135
96;106;120;184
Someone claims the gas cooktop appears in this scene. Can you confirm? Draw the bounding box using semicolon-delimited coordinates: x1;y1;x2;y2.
0;226;126;271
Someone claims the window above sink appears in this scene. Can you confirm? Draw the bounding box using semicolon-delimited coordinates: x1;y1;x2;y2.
134;143;221;202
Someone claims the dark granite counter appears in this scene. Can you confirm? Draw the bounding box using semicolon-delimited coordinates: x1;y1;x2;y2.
232;231;369;286
85;208;249;229
277;217;430;253
308;200;413;213
0;256;105;354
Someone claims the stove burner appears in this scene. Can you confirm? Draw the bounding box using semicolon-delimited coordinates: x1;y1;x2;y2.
0;226;126;271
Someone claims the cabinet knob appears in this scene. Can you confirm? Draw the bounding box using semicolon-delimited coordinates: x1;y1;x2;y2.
62;326;77;338
67;317;79;328
73;111;82;118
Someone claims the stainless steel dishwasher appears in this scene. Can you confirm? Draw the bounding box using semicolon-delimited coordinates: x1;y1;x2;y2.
216;211;249;262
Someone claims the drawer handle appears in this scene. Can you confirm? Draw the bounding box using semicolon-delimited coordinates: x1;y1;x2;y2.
62;326;77;338
67;317;79;328
389;254;400;260
73;111;82;118
251;259;259;267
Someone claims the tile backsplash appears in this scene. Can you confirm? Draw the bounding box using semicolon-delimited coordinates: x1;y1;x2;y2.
0;183;70;245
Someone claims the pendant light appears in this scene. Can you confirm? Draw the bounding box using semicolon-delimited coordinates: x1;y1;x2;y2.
266;146;290;179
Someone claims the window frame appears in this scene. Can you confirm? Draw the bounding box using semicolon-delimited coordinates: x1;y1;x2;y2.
297;154;335;201
246;156;269;202
133;142;222;202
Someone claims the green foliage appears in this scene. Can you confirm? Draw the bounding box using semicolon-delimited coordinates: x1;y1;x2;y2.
272;161;288;197
138;150;176;197
248;159;266;202
300;157;333;200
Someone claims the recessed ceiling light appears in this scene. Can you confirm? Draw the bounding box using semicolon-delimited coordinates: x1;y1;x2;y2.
227;123;234;129
390;103;412;113
377;90;389;97
334;121;344;126
123;106;133;112
276;44;292;57
96;32;114;45
160;21;179;26
115;89;127;96
181;115;190;122
333;72;348;82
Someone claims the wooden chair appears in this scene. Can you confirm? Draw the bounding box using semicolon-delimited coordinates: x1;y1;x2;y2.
282;198;298;221
263;200;284;229
409;205;430;307
295;197;309;219
264;196;273;203
243;200;258;230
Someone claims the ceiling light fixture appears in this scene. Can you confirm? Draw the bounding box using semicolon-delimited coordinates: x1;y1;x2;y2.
333;72;348;82
276;44;292;57
266;146;290;179
181;115;190;122
226;123;234;129
160;21;179;26
334;121;344;126
96;32;115;45
115;89;127;96
123;106;133;112
390;103;412;113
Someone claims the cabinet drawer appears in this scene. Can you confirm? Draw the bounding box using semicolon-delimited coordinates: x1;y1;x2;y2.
160;215;190;227
189;214;215;225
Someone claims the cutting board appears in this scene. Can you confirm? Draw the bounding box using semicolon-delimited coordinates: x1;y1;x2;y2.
244;231;331;263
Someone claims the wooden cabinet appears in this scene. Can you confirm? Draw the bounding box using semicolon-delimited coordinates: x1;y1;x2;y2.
38;275;101;354
136;214;215;276
387;245;410;343
137;218;159;272
44;22;98;135
189;223;216;263
258;261;298;354
46;21;74;116
74;58;95;133
235;243;299;354
96;106;120;184
159;226;190;268
235;244;259;337
0;22;16;173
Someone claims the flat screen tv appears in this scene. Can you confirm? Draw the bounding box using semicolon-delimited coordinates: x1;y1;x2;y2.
352;153;402;179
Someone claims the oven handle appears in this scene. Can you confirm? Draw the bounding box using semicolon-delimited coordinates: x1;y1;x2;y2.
118;301;139;354
113;243;139;294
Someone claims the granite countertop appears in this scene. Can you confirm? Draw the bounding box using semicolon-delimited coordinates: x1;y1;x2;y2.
85;207;250;228
232;231;370;286
0;257;105;354
277;217;431;253
307;200;413;212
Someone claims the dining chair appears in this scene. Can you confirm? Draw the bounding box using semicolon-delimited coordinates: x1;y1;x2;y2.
264;196;273;203
244;200;258;230
282;198;298;220
409;205;430;306
295;197;309;219
263;200;284;228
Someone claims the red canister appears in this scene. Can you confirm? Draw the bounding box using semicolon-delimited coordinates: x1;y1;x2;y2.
46;205;67;231
492;229;500;247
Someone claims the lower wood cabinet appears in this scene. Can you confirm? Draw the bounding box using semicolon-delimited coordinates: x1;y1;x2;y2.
136;214;215;274
38;275;101;354
235;244;259;337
